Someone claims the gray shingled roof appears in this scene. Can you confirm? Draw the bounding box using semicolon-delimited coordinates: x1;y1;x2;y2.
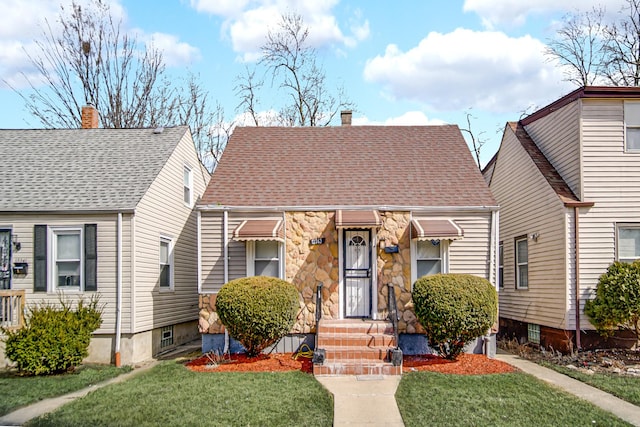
0;126;188;212
201;125;496;208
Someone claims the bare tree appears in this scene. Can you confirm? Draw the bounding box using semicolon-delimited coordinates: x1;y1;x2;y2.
236;13;355;126
546;1;640;87
460;110;486;168
7;0;222;168
545;6;608;86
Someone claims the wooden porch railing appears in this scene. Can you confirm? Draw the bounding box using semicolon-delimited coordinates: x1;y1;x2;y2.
0;290;25;331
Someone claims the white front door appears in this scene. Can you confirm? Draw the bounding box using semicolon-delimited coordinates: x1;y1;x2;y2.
344;229;372;318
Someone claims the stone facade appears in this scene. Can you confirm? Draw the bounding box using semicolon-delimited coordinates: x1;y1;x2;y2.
198;210;423;335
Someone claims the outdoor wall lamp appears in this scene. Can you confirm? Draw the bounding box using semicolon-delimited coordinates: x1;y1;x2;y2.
11;234;21;251
529;232;540;242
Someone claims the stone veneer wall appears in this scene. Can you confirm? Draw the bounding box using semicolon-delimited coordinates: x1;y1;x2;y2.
198;210;422;335
376;211;423;334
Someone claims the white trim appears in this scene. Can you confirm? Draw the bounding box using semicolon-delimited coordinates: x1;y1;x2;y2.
130;214;136;333
616;222;640;262
115;213;122;364
197;210;202;293
515;236;528;290
246;240;283;279
338;230;344;319
49;226;84;293
199;205;499;212
410;239;449;285
183;164;193;207
223;211;229;284
340;228;376;318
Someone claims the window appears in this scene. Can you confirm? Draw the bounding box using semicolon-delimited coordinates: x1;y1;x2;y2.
54;229;82;288
161;325;174;348
416;240;442;278
625;102;640;151
515;236;528;289
183;165;193;206
498;242;504;289
247;240;282;278
159;237;173;289
618;226;640;263
528;323;540;345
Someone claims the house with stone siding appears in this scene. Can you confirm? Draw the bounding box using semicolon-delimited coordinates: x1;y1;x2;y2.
483;86;640;352
0;105;210;367
198;111;499;374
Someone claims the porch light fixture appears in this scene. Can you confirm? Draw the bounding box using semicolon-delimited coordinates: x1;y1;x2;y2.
528;232;540;242
11;234;21;251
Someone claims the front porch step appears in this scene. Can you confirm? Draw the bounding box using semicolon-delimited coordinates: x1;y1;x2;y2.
313;319;401;376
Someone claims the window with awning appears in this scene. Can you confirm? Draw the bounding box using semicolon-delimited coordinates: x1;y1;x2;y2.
233;219;284;242
410;218;464;240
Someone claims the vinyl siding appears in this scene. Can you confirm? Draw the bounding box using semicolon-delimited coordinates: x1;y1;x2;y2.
525;101;582;199
0;213;132;333
579;99;640;329
132;131;209;333
489;128;570;329
447;212;492;278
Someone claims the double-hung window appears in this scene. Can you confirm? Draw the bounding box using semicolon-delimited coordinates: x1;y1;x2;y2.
625;102;640;151
618;225;640;263
160;237;173;290
416;240;443;278
499;242;504;289
54;228;82;288
515;236;528;289
183;165;193;207
247;240;282;278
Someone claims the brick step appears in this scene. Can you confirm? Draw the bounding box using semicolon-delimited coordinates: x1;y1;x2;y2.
317;333;396;348
317;320;394;335
320;346;392;362
313;360;402;376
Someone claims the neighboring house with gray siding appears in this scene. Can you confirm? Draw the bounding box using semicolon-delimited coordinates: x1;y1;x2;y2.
0;107;209;366
484;86;640;351
197;112;499;374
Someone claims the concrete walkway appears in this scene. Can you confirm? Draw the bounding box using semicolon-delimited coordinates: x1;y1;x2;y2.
496;351;640;427
316;375;404;427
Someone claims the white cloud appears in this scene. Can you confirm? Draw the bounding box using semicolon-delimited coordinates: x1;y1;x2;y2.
463;0;626;29
363;28;571;114
354;111;445;126
191;0;369;61
145;33;202;66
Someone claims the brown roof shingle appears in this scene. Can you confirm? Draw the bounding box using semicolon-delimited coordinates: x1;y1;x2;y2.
200;125;496;208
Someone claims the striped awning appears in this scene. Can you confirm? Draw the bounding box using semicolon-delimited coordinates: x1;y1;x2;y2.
233;219;284;242
411;219;464;240
335;210;382;228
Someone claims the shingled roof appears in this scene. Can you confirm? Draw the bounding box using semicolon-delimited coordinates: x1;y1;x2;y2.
0;126;189;212
200;125;496;208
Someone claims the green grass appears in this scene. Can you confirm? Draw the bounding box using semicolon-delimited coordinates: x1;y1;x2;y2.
27;361;333;427
540;361;640;406
396;371;632;427
0;364;131;416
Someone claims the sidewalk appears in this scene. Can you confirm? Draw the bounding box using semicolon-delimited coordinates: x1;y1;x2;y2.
316;375;404;427
496;350;640;427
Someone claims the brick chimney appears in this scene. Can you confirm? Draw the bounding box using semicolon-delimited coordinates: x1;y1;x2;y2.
340;110;352;126
81;104;99;129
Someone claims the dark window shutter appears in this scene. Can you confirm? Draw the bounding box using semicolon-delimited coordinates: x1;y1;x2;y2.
34;225;47;292
84;224;97;291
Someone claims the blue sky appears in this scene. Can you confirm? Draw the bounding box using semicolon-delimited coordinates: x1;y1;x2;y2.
0;0;627;165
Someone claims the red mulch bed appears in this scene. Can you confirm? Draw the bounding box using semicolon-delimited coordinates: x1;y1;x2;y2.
185;352;516;375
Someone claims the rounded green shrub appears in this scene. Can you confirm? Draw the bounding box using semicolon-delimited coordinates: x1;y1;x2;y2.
2;297;103;375
585;261;640;343
412;273;497;360
215;276;299;357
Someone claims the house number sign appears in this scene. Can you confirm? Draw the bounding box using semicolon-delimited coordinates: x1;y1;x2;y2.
309;238;325;245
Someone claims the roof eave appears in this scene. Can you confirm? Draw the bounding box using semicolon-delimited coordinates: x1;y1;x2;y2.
197;204;500;212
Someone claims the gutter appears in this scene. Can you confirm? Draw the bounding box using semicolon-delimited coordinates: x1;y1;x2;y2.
198;204;500;213
115;212;123;367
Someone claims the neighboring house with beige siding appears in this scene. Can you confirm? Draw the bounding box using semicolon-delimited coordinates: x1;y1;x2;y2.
0;107;209;366
198;112;499;375
484;86;640;351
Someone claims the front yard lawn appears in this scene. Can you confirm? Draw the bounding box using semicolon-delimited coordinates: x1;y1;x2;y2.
540;361;640;406
396;371;632;426
27;361;333;427
0;364;131;416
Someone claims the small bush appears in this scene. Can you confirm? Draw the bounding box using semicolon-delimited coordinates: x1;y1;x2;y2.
2;297;102;375
215;276;299;357
412;273;497;360
585;261;640;344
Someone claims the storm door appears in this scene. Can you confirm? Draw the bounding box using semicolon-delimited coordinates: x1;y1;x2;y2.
344;229;372;318
0;230;10;290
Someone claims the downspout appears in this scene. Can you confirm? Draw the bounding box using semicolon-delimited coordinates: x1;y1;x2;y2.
223;210;229;353
197;211;202;294
115;212;123;367
574;206;581;350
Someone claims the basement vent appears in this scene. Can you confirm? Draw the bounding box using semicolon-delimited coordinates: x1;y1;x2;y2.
527;323;540;345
